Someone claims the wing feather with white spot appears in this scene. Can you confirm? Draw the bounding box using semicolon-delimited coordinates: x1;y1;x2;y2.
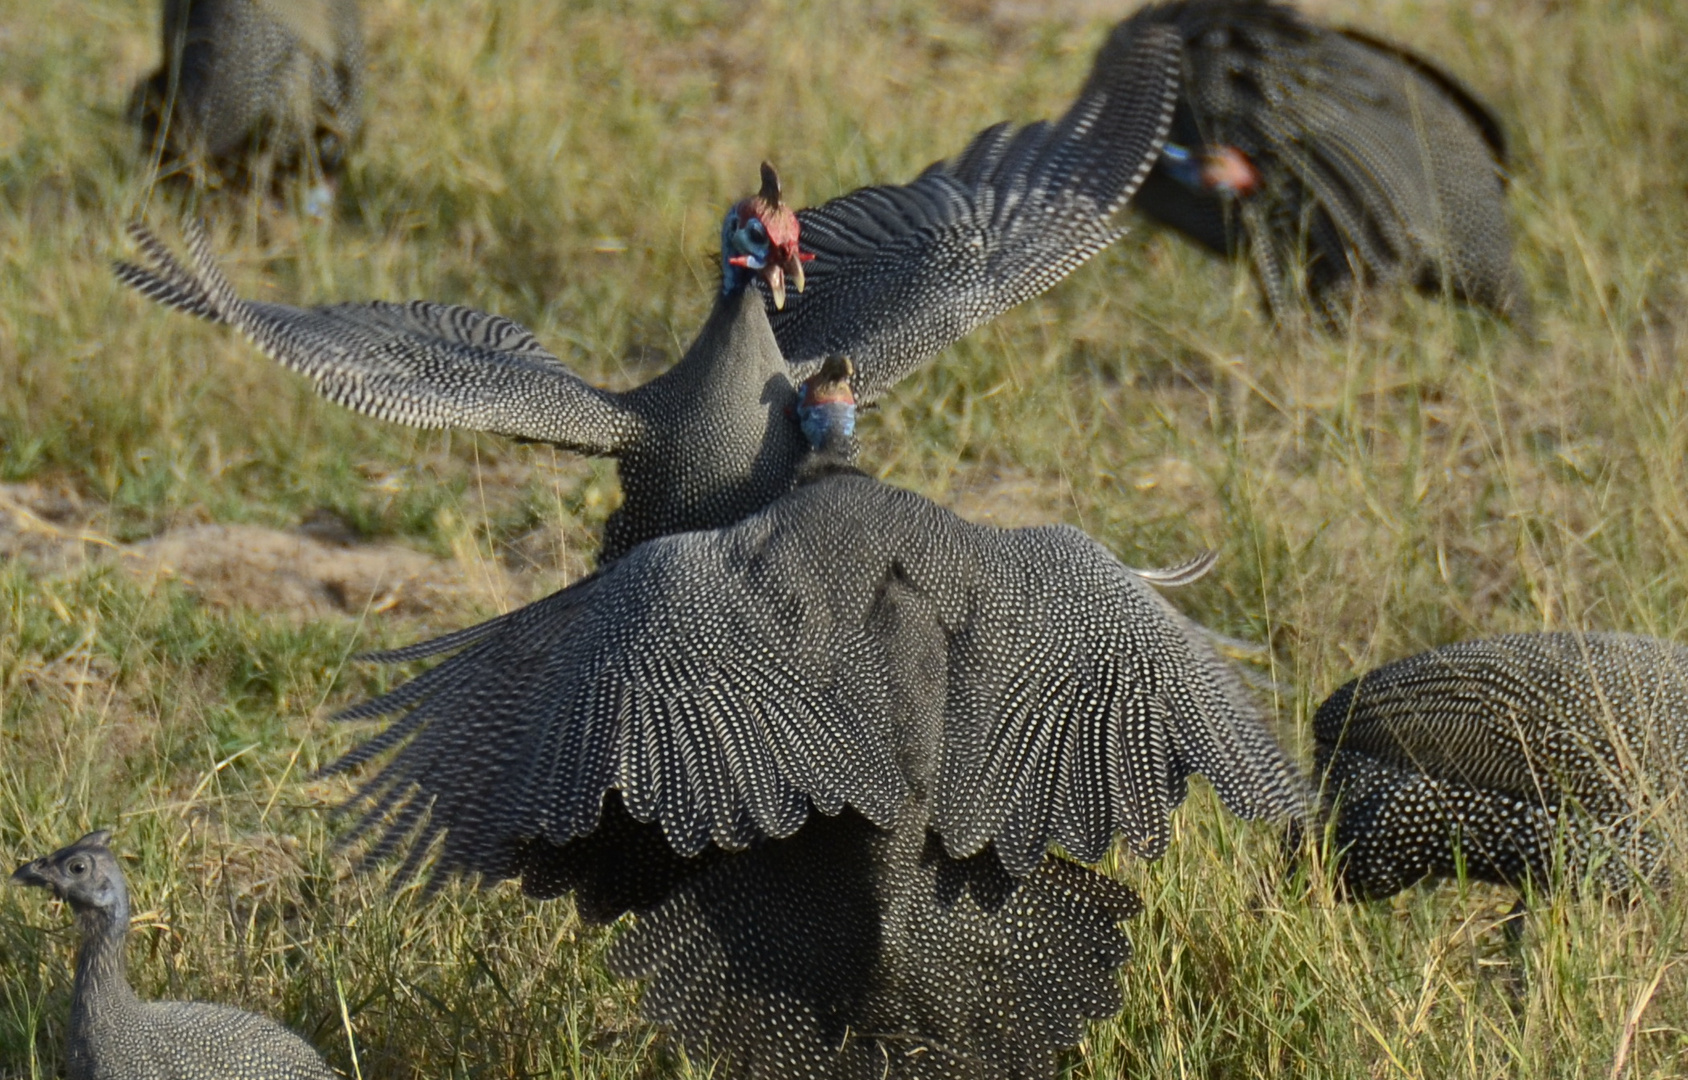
770;22;1181;400
328;472;1305;885
114;222;637;455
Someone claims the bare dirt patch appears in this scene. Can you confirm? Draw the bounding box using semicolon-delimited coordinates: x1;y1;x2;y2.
0;480;110;574
128;524;487;620
1;482;558;621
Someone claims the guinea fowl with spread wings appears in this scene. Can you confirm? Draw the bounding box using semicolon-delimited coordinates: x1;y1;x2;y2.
114;20;1181;559
322;358;1307;1078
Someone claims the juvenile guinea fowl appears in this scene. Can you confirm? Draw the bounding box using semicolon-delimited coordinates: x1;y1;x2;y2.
322;359;1307;1078
131;0;363;191
11;831;335;1080
1121;0;1528;326
114;19;1181;559
1314;633;1688;901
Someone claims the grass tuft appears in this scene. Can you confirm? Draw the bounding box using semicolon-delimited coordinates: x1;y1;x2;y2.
4;0;1687;1076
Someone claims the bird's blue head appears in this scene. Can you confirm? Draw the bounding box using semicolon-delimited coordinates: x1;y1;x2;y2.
796;355;856;451
1160;142;1260;197
721;162;814;310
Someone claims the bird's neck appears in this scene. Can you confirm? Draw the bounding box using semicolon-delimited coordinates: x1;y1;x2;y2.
682;286;787;386
602;277;806;559
72;897;141;1013
632;286;792;420
797;429;863;483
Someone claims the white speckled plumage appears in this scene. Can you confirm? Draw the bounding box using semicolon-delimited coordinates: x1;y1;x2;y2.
113;24;1180;560
324;446;1306;1075
1315;632;1688;899
11;832;335;1080
1125;0;1527;325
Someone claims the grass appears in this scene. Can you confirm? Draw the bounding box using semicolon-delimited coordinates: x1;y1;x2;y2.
3;0;1688;1075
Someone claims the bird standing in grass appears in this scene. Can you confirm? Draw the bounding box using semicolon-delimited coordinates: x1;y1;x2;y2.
115;18;1182;559
1121;0;1528;326
321;357;1307;1078
131;0;364;200
11;831;336;1080
1313;632;1688;901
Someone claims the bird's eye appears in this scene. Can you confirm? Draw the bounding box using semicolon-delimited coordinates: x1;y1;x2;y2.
735;221;768;254
68;860;86;875
729;216;772;266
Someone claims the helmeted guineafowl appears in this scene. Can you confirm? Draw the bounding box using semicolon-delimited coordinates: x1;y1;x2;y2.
1314;633;1688;901
130;0;363;191
321;358;1308;1077
113;19;1181;559
1120;0;1528;326
10;831;336;1080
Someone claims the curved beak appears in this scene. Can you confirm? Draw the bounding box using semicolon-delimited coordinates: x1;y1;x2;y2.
11;859;52;889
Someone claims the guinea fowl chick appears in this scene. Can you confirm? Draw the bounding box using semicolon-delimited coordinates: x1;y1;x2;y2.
11;831;336;1080
1314;633;1688;901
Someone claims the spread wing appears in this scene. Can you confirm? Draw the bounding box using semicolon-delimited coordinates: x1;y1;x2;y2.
928;514;1306;873
113;222;637;455
768;22;1181;401
329;472;1304;886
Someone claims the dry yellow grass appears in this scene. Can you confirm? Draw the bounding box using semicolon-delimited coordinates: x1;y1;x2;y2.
3;0;1687;1076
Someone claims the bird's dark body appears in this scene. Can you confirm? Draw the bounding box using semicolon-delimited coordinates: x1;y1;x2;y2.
526;585;1141;1077
1315;632;1688;900
1125;0;1527;324
324;466;1304;1076
131;0;363;187
509;509;1134;1076
611;808;1140;1080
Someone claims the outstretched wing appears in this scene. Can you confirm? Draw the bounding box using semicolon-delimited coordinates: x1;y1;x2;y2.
1314;633;1688;813
113;222;637;455
329;472;1304;887
929;517;1307;874
768;22;1181;401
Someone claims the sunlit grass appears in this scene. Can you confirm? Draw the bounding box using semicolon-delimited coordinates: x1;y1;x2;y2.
3;0;1687;1076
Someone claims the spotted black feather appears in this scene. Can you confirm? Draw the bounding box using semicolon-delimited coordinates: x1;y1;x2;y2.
769;21;1182;400
113;28;1180;555
1315;632;1688;899
1124;0;1527;325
